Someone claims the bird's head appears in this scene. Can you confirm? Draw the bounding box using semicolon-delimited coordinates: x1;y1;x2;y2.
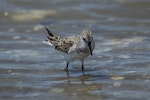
81;30;94;56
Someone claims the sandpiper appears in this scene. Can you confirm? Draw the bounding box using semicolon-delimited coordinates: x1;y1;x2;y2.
43;27;95;71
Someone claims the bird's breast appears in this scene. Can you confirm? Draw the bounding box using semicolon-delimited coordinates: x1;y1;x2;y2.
66;50;89;62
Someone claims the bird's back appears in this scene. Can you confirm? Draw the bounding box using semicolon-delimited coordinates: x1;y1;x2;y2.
44;27;79;54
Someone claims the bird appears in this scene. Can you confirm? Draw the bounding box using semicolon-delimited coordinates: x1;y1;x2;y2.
43;27;95;71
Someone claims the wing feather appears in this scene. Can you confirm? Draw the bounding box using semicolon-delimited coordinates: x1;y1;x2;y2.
44;28;74;53
55;37;74;53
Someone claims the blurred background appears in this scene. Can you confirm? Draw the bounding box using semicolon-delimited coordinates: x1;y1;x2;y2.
0;0;150;100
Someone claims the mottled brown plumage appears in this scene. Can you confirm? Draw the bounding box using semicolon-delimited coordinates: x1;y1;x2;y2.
44;27;95;71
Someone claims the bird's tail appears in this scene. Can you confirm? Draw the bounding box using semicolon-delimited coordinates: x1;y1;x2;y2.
43;27;55;46
43;27;60;47
44;27;54;37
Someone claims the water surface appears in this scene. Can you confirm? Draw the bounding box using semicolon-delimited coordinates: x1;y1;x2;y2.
0;0;150;100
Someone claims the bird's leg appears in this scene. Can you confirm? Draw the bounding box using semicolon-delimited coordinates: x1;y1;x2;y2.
65;61;69;72
81;60;84;71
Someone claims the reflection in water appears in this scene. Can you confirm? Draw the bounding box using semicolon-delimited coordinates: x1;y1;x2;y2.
66;70;85;85
52;70;104;98
66;69;85;79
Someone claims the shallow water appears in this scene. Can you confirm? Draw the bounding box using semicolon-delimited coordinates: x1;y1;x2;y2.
0;0;150;100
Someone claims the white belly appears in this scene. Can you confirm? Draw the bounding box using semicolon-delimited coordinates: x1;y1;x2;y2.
60;51;90;62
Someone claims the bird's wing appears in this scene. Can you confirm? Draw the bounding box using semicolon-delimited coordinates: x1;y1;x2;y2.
55;37;74;53
44;27;78;53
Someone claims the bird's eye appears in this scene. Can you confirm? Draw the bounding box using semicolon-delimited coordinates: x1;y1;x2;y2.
83;38;86;41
